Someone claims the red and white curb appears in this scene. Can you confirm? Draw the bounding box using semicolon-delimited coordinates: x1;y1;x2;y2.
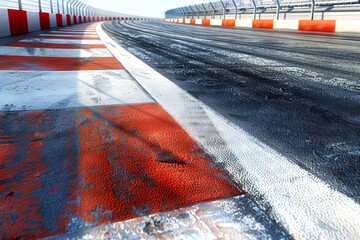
0;23;241;239
98;23;360;239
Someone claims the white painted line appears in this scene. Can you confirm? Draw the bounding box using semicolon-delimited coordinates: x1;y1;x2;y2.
0;70;154;111
38;33;99;38
98;23;360;240
0;46;112;58
59;195;287;239
20;38;104;45
50;31;99;35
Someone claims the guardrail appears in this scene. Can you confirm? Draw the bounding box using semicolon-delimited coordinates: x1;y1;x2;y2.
165;0;360;20
0;0;120;17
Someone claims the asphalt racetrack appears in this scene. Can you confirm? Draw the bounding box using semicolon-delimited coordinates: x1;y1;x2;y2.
103;21;360;203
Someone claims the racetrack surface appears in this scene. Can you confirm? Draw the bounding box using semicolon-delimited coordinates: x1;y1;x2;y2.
103;21;360;203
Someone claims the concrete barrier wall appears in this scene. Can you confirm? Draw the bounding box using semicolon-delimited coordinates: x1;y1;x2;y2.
0;8;156;38
0;9;105;38
166;18;360;33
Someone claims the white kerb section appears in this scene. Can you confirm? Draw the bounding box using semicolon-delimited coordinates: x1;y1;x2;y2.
97;23;360;240
20;38;104;45
185;19;191;24
210;19;222;26
26;11;41;32
236;20;253;28
195;19;202;25
335;20;360;33
0;9;10;38
50;14;57;28
273;20;299;30
0;46;112;58
38;33;99;38
0;70;154;111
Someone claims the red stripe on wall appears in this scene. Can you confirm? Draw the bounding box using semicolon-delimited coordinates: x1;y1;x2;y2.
222;19;236;27
0;56;124;71
56;14;63;27
190;19;196;24
66;14;71;25
252;20;274;29
8;9;29;36
298;20;336;32
73;15;77;24
39;12;50;30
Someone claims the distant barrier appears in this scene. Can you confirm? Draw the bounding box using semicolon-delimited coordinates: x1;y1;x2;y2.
165;18;360;33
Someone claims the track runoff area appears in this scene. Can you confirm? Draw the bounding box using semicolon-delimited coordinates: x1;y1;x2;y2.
0;20;358;239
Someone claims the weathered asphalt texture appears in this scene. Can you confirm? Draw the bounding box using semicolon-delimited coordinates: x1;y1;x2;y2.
103;21;360;203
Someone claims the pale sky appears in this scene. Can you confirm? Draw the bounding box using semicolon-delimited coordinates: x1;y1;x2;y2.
81;0;207;18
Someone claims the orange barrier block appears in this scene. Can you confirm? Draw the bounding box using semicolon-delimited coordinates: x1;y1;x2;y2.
182;18;185;24
190;19;196;24
222;19;236;27
202;19;211;25
298;20;336;32
252;20;274;29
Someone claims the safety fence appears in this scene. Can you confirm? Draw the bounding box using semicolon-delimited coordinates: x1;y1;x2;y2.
165;0;360;20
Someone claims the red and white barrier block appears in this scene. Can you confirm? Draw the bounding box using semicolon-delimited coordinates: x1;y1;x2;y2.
166;18;360;33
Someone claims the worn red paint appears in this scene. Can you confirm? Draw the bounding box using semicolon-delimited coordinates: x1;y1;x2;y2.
0;122;49;239
75;103;241;224
0;56;124;71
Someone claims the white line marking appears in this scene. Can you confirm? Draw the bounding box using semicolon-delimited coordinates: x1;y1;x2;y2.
0;46;112;58
97;24;360;239
38;33;99;38
50;31;99;35
0;70;154;111
20;38;104;45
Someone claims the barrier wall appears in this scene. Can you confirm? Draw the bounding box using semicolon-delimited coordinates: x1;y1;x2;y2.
165;18;360;33
0;8;155;38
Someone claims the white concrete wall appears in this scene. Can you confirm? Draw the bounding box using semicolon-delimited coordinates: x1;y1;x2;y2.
210;19;222;26
274;20;299;30
335;20;360;32
0;9;10;38
27;11;41;32
50;14;57;28
235;20;253;28
195;19;202;24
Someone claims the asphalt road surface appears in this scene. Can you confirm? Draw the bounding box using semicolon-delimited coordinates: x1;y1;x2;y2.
103;21;360;203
